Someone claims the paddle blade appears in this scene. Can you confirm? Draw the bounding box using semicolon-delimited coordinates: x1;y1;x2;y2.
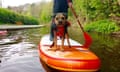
82;32;92;48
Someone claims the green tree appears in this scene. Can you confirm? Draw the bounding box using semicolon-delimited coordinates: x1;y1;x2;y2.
39;2;52;23
73;0;120;23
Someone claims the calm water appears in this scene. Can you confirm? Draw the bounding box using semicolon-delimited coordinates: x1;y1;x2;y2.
0;29;120;72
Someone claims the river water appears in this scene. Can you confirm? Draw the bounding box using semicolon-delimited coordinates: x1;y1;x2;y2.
0;29;120;72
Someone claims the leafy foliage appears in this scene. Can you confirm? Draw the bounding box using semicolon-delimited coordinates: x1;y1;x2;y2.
1;0;119;33
0;8;39;25
73;0;120;22
72;0;120;34
84;19;120;33
39;2;52;23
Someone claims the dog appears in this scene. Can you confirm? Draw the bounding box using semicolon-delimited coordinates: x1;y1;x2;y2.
50;13;71;51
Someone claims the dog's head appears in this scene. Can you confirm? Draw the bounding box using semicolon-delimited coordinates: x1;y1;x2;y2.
54;13;67;26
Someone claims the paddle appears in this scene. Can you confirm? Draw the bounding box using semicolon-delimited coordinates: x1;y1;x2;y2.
69;3;92;48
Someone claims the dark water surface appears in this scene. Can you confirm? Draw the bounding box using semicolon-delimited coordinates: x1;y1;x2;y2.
0;29;120;72
89;33;120;72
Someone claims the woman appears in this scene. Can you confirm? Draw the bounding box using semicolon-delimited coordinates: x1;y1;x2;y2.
53;0;72;18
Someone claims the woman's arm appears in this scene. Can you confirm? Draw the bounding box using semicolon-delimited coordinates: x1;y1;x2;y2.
67;0;72;8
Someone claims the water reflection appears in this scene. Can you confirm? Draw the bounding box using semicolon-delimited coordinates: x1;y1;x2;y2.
0;56;46;72
0;29;120;72
40;58;83;72
0;30;36;62
89;32;120;72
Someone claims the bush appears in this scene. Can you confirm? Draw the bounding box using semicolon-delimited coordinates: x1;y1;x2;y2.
0;8;39;25
73;0;120;23
84;19;120;34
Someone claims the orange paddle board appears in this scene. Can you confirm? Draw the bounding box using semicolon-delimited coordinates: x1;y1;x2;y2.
38;35;100;72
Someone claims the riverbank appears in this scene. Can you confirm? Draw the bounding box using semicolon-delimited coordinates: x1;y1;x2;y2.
0;25;44;30
111;31;120;37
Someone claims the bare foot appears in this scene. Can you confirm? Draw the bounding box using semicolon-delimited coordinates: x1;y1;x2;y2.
48;48;58;51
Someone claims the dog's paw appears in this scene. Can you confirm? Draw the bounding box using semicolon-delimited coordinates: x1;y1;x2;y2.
60;49;64;52
47;49;57;51
69;45;71;48
59;47;64;51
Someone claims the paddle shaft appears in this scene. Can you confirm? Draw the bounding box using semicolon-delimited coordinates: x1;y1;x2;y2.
69;5;84;32
69;3;92;48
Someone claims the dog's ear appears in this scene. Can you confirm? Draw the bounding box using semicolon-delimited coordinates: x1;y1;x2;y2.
52;14;56;22
62;13;68;19
53;13;57;18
